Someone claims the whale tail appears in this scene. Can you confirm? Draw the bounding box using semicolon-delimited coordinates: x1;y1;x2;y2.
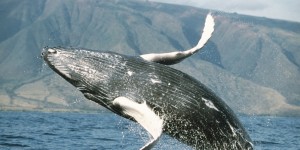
140;13;215;65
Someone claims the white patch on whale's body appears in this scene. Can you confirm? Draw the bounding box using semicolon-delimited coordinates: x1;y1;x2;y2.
227;121;237;137
127;70;134;76
202;97;219;111
150;78;162;84
113;97;163;150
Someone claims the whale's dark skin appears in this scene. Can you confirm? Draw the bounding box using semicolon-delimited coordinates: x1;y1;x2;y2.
42;47;253;149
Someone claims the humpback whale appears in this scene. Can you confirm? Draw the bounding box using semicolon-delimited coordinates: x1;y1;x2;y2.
42;14;253;149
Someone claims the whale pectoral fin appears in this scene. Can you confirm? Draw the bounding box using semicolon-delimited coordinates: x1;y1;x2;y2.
112;97;164;150
140;13;215;65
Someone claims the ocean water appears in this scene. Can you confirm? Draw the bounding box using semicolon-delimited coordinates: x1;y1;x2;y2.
0;111;299;150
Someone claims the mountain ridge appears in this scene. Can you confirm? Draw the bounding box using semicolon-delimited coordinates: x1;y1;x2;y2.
0;0;299;116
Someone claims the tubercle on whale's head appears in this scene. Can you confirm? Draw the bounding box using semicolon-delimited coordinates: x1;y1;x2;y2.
41;47;121;107
42;47;82;81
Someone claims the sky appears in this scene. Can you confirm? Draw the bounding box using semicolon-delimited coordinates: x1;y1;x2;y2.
151;0;300;22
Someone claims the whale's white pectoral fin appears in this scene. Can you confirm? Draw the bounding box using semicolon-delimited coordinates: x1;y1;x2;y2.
140;13;215;65
113;97;164;150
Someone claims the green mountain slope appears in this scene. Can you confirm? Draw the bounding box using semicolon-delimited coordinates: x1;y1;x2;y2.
0;0;299;116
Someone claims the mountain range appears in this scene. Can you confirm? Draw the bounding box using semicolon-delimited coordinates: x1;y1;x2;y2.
0;0;299;116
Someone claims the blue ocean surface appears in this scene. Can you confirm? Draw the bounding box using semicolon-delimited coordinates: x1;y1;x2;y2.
0;111;299;150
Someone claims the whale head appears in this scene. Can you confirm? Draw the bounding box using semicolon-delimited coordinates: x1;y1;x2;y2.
41;47;128;110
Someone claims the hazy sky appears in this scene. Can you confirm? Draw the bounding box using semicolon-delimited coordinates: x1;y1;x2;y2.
152;0;300;22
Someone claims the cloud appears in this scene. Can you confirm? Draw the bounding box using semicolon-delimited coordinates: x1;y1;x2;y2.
151;0;300;22
151;0;268;11
225;1;267;11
